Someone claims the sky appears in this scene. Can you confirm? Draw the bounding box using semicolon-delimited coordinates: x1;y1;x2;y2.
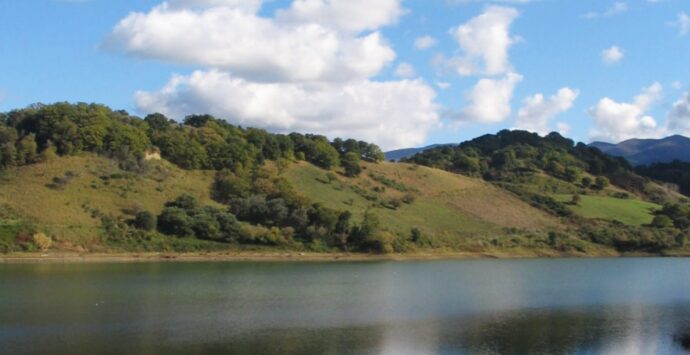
1;0;690;150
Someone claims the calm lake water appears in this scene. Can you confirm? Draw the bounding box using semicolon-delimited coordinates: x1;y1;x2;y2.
2;258;690;354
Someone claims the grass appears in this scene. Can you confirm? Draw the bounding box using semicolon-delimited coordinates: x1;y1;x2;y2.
553;194;661;226
0;154;220;249
284;161;559;244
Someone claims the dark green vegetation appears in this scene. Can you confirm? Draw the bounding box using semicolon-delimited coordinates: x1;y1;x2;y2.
404;130;688;254
636;160;690;197
0;103;688;256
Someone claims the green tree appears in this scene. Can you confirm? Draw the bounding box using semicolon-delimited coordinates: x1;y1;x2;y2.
134;211;157;231
16;134;38;164
310;140;340;169
581;176;593;188
651;215;674;228
341;152;362;177
593;176;610;190
157;207;194;236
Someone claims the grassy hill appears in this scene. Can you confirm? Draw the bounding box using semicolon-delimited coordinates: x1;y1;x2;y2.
0;154;220;252
553;195;660;226
0;103;687;256
285;161;558;242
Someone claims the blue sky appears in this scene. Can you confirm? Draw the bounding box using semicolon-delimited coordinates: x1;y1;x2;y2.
1;0;689;149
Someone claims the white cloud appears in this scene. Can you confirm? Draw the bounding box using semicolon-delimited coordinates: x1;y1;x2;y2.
673;81;683;90
108;0;440;149
276;0;406;33
107;2;398;83
394;62;416;78
666;91;690;135
583;2;628;19
588;82;664;142
669;11;690;36
458;72;522;123
515;87;579;135
556;122;571;136
442;6;520;76
135;70;439;149
414;35;436;50
168;0;262;12
436;81;451;90
601;46;624;64
448;0;534;4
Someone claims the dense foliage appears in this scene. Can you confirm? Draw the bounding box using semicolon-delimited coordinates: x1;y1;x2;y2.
0;103;384;174
404;130;634;184
636;160;690;197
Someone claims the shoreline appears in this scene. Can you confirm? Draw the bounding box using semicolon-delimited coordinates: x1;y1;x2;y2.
2;249;684;264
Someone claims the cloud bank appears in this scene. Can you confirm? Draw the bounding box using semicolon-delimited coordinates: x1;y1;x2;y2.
107;0;438;149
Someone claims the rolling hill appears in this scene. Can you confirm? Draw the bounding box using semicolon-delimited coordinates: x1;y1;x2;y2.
384;144;452;161
590;135;690;166
0;103;687;257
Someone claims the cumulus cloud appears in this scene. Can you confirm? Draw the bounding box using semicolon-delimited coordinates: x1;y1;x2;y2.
448;0;534;4
107;2;397;83
276;0;406;33
588;82;664;142
582;2;628;19
441;6;520;76
666;91;690;135
108;0;440;149
515;87;579;135
458;72;522;123
136;70;439;149
436;81;451;90
414;35;436;50
394;62;416;78
602;46;624;64
669;11;690;36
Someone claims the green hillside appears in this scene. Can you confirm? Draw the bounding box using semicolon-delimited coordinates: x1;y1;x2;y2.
553;195;660;226
285;161;558;244
0;103;688;256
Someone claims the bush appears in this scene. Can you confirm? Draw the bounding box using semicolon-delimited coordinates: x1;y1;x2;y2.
651;215;674;228
32;233;52;251
157;207;194;237
593;176;610;190
341;152;362;177
134;211;157;231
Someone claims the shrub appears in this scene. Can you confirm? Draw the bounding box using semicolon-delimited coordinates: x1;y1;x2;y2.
134;211;157;231
651;215;674;229
157;207;194;237
32;233;52;251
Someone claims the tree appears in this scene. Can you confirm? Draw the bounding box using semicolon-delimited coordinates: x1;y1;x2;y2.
581;176;593;189
165;194;200;212
134;211;157;231
310;140;340;169
0;143;16;168
341;152;362;177
593;176;610;190
144;113;171;132
651;215;674;229
191;213;222;240
17;134;39;164
157;207;194;236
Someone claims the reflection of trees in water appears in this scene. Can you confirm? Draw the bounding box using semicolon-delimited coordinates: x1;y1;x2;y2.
207;305;690;354
674;332;690;351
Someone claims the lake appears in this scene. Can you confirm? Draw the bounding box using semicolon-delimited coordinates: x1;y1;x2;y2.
2;258;690;354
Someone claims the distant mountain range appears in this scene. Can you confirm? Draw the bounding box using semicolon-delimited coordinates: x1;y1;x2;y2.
589;135;690;166
384;144;453;161
388;135;690;166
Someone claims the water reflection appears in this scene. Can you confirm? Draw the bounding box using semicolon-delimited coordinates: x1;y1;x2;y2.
212;304;690;354
2;259;690;354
